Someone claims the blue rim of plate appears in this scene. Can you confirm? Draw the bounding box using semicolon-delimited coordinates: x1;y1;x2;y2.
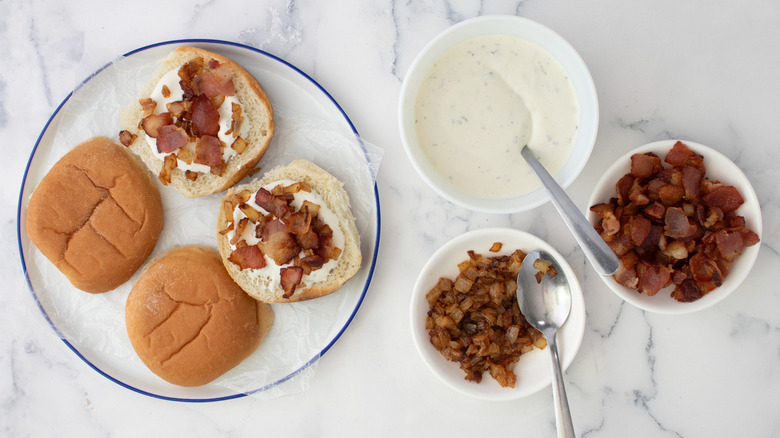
15;38;381;403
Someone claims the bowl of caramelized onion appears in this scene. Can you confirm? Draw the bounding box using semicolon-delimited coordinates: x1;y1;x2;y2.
410;228;586;400
587;140;762;314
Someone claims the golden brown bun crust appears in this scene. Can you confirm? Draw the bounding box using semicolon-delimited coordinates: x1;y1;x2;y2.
119;45;275;198
25;136;164;294
125;245;273;387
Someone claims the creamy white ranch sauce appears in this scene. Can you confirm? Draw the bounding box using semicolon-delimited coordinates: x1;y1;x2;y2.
145;69;250;172
415;34;579;199
226;179;344;291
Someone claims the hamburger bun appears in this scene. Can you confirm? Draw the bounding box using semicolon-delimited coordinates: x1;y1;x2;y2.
216;159;361;303
119;45;274;198
125;245;273;387
25;136;163;294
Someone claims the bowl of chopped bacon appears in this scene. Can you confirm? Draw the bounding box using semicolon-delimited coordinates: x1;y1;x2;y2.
588;140;762;314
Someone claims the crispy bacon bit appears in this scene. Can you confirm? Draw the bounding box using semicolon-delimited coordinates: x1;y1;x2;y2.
228;245;266;270
260;219;300;265
141;112;173;138
158;153;177;185
190;94;220;137
591;141;759;303
119;130;136;147
156;125;189;153
703;185;744;213
161;85;171;99
280;266;304;298
194;135;223;168
631;153;663;178
664;207;697;239
139;98;157;116
255;187;291;218
287;207;312;235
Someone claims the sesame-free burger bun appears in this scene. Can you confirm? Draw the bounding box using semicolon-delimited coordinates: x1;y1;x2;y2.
125;245;273;387
25;136;163;294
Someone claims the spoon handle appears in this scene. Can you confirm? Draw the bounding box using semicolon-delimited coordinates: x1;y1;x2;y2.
547;334;575;438
521;146;619;276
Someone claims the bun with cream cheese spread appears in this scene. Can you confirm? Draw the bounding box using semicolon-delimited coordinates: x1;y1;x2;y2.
216;159;361;303
119;45;274;198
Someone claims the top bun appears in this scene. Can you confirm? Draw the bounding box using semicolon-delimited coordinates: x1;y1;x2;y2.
216;159;361;303
25;136;163;293
119;45;274;198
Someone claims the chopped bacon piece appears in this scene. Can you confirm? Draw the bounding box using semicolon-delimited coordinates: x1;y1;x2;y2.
194;135;223;168
703;185;744;213
712;229;745;262
636;262;671;296
630;153;663;178
681;166;702;200
616;174;635;205
260;219;300;265
287;207;312;235
315;234;342;262
657;184;684;206
666;141;704;169
671;279;703;302
190;94;220;136
628;215;651;246
664;207;697;239
280;266;304;298
295;229;320;250
228;245;266;270
301;255;324;271
156;124;189;153
255;187;291;218
141;112;173;138
643;202;666;220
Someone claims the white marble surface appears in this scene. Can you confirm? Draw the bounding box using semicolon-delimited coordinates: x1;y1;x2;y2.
2;0;779;436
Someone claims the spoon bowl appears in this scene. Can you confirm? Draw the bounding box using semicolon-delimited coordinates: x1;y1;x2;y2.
517;250;575;438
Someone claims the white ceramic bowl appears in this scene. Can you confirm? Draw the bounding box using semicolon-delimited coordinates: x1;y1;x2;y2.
410;228;586;400
398;15;598;213
587;140;763;314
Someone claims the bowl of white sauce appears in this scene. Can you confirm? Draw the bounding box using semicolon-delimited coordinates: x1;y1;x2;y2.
399;15;598;213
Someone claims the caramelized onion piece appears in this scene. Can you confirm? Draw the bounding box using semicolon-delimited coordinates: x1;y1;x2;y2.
228;245;266;270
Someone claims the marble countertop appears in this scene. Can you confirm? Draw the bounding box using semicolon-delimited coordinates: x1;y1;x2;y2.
2;1;779;437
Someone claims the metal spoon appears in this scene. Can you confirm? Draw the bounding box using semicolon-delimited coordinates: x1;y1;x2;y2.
520;145;619;276
517;250;574;438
